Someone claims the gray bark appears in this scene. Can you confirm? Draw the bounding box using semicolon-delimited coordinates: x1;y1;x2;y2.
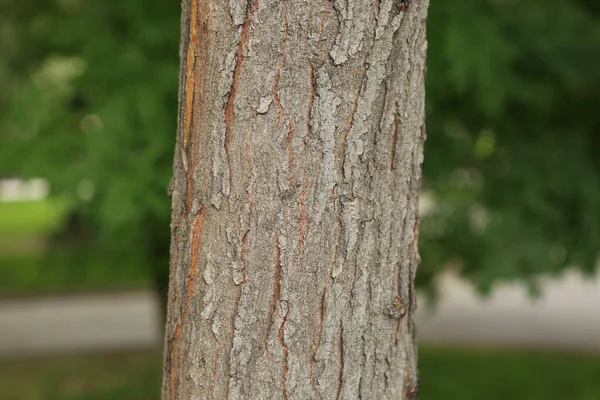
162;0;428;398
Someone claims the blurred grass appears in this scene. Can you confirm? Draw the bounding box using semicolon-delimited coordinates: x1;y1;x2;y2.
0;199;152;295
1;347;599;400
0;351;160;400
0;199;67;237
419;346;600;400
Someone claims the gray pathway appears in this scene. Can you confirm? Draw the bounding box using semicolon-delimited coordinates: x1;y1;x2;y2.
0;270;598;356
0;291;160;356
415;270;600;350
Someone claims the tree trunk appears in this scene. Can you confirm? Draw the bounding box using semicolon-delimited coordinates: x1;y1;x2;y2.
162;0;428;398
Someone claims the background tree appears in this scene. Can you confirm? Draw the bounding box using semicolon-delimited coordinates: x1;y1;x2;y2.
0;0;179;301
419;0;600;293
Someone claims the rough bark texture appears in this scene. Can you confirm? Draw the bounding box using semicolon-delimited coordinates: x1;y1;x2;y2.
162;0;428;398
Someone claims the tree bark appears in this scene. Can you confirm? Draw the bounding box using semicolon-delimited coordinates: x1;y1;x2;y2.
162;0;428;398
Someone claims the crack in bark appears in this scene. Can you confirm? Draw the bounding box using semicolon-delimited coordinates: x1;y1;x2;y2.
342;91;360;143
358;331;366;399
297;170;308;271
390;113;398;169
211;340;223;397
272;231;289;399
168;205;206;400
187;207;207;321
186;147;196;210
266;231;283;358
274;231;282;308
286;119;296;187
311;283;327;386
340;90;359;183
329;198;344;276
335;316;344;400
305;62;316;151
348;218;365;298
393;319;400;347
409;216;419;314
278;305;290;400
183;0;199;149
183;0;211;212
408;170;421;316
240;230;250;283
318;18;325;58
273;2;289;127
244;120;255;215
225;282;243;397
224;1;256;200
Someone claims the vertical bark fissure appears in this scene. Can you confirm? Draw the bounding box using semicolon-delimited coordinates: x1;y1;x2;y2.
168;205;206;400
211;340;223;398
297;170;308;270
306;63;316;143
183;0;199;150
312;283;327;370
273;1;289;127
390;113;398;169
224;0;256;200
278;306;290;400
286;120;296;187
266;231;283;357
335;316;344;400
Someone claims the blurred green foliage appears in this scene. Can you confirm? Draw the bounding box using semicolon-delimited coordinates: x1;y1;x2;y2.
2;347;600;400
0;0;598;293
0;0;178;288
420;0;600;292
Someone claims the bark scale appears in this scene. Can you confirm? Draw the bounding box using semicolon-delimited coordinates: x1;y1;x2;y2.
162;0;428;398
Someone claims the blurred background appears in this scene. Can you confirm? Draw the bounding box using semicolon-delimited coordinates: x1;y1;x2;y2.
0;0;599;399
